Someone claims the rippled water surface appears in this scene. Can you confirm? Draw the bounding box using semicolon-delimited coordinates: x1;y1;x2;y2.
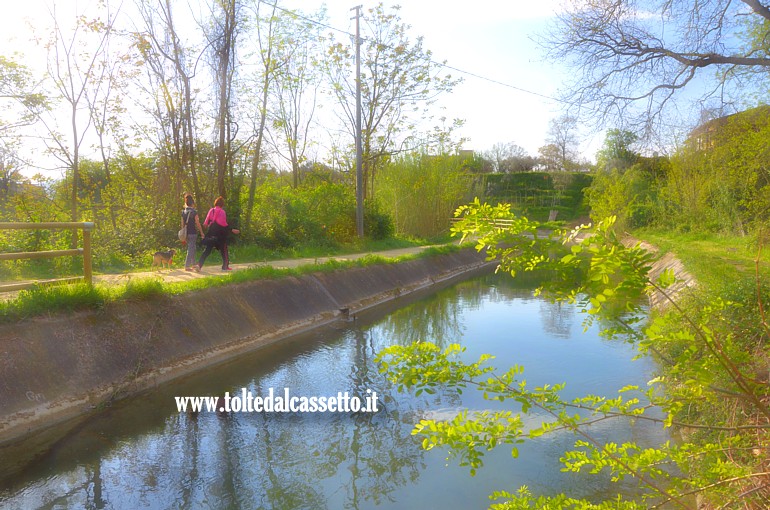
0;273;668;509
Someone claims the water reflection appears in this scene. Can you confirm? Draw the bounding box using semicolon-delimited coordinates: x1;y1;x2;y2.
0;273;667;509
374;292;465;347
539;299;575;339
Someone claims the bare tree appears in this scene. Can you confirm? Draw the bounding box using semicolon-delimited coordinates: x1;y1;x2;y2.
134;0;203;203
267;10;323;188
206;0;242;198
546;0;770;132
35;6;113;247
83;5;132;230
539;115;579;172
325;3;459;199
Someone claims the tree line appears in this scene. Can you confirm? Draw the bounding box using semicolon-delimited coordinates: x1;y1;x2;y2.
0;1;472;269
586;109;770;235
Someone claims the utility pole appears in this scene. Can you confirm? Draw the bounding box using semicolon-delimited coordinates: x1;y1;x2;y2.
351;4;364;238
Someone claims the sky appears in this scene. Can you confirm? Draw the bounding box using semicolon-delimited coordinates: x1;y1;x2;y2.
286;0;594;157
0;0;605;174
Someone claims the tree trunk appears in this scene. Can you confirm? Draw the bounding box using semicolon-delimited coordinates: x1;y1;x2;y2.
244;2;277;232
70;101;79;249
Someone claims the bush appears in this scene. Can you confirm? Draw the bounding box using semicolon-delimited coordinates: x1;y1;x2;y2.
376;153;480;237
585;165;657;231
364;201;394;240
244;178;358;248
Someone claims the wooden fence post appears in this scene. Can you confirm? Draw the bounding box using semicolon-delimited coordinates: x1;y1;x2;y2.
82;223;94;285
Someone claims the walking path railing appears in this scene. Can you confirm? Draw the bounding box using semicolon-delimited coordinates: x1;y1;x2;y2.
0;222;95;293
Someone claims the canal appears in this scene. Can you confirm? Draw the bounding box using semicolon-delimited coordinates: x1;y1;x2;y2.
0;272;667;509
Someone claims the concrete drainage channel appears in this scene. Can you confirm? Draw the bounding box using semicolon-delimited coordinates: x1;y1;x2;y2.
0;248;495;448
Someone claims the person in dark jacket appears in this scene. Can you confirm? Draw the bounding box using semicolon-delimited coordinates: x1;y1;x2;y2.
181;194;204;272
198;196;240;271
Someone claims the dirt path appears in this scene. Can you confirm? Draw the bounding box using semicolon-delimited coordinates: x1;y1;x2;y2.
1;245;438;300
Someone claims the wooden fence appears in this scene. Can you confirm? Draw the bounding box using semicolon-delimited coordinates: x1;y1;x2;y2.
0;222;95;293
449;217;521;228
450;210;559;227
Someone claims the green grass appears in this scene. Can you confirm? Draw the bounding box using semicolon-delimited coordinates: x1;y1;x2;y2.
3;282;108;319
635;228;768;281
633;227;770;303
0;241;467;323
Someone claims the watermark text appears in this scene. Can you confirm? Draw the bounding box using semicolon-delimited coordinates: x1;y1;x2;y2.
175;387;379;414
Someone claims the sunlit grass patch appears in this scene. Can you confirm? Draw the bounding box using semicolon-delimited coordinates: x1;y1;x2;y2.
1;282;107;320
634;228;770;304
121;277;166;301
635;229;769;282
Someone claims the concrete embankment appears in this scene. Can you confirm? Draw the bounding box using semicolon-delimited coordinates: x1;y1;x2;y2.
0;248;493;446
625;237;696;310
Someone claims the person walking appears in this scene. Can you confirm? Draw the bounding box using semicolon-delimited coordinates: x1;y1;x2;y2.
198;196;240;271
181;194;204;272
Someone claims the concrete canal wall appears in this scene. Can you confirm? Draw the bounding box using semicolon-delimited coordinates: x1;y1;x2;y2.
0;249;493;445
625;237;696;310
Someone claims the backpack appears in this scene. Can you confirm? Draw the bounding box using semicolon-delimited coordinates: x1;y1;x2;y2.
178;209;191;242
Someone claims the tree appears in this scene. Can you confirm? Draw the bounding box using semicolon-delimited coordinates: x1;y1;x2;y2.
595;129;639;172
325;3;459;199
545;0;770;131
585;166;656;230
0;56;46;138
242;0;282;233
0;145;23;201
266;8;324;189
83;5;135;232
661;106;770;233
206;0;243;199
484;142;534;173
540;115;580;172
536;144;562;172
134;0;203;204
503;154;538;173
37;6;114;247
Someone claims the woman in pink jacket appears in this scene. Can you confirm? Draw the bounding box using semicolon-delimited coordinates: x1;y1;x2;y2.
198;196;240;271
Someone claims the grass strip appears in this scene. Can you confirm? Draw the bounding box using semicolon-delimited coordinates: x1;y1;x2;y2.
0;243;465;323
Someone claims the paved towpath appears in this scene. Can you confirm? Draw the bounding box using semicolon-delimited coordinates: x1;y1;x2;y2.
95;245;439;286
1;245;441;299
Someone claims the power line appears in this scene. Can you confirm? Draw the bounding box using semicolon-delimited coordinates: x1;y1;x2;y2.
255;0;563;104
437;62;563;103
255;0;354;38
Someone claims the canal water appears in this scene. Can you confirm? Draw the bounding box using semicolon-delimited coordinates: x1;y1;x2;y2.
0;273;668;509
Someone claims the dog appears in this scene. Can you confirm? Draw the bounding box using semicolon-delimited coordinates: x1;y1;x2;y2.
152;249;176;270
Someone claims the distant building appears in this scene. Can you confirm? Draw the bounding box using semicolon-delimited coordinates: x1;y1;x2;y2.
1;179;45;198
688;105;770;151
458;149;475;160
